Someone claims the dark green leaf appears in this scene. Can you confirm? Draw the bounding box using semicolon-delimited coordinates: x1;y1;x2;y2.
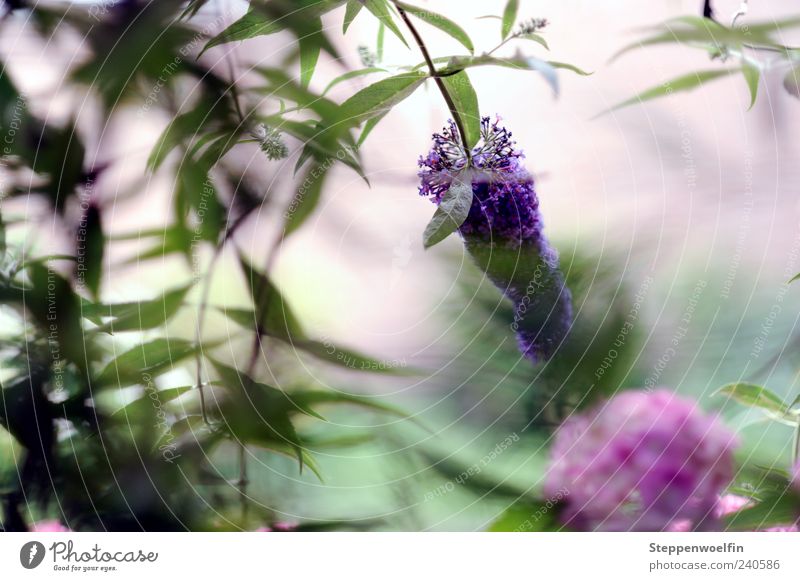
285;161;329;236
202;9;281;54
397;2;474;53
115;385;194;417
79;204;104;300
502;0;518;40
423;173;473;249
85;284;192;333
343;0;363;33
237;253;305;340
97;338;200;387
441;71;480;149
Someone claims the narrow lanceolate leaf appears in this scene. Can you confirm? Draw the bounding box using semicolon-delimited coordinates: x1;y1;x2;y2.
783;65;800;100
364;0;409;47
202;9;281;54
299;17;324;87
343;0;363;33
396;2;474;53
285;161;328;236
340;71;427;124
502;0;519;40
85;284;192;333
357;112;386;146
789;271;800;284
598;69;738;116
423;173;473;249
441;71;481;149
741;62;760;110
716;383;796;424
81;204;104;300
520;33;549;50
97;338;200;387
322;67;388;96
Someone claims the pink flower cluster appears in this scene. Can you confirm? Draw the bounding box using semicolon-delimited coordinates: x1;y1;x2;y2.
544;389;738;531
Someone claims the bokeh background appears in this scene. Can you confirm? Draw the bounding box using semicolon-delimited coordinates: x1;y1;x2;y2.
2;0;800;530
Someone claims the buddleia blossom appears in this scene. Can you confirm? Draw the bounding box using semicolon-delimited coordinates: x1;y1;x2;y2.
516;18;549;35
544;389;738;531
418;117;571;362
250;124;288;160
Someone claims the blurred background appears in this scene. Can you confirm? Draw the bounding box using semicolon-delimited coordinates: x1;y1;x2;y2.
2;0;800;530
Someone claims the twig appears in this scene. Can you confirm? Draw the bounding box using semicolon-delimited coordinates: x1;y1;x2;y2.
393;2;472;163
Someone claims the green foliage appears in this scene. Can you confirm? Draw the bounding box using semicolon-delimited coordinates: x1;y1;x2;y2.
396;2;474;53
502;0;519;40
716;383;799;426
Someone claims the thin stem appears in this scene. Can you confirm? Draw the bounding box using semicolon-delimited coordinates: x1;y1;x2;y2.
238;443;249;521
393;2;472;164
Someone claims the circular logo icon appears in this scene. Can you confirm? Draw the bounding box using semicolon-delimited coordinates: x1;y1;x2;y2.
20;541;46;569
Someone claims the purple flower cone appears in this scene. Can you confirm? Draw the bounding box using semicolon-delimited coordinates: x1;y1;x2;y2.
418;117;572;362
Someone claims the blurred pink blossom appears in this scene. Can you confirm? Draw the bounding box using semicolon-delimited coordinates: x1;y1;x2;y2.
31;520;70;532
545;389;738;531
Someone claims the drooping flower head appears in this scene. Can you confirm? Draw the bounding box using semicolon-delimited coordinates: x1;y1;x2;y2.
418;117;572;362
544;389;739;531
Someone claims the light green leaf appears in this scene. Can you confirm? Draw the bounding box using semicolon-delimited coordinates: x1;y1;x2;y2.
520;33;549;50
741;61;759;110
340;71;427;124
396;1;474;53
357;113;386;146
285;161;328;236
502;0;518;40
115;385;194;416
716;382;797;425
376;22;386;62
547;61;592;76
441;71;481;148
237;254;304;340
364;0;408;47
599;68;738;116
423;173;473;249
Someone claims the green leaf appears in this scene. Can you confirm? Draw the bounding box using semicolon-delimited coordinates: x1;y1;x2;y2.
291;390;409;419
789;271;800;284
237;253;304;340
115;385;194;417
285;161;329;236
520;33;549;50
547;61;592;76
741;61;759;110
357;113;386;146
322;67;388;96
502;0;518;40
364;0;408;47
488;499;565;532
783;65;800;100
423;173;473;249
723;491;800;531
377;22;386;63
299;17;324;87
343;0;363;33
396;2;474;53
340;71;427;124
97;338;200;387
80;204;104;300
85;284;192;333
599;69;738;116
715;382;789;416
441;72;481;149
